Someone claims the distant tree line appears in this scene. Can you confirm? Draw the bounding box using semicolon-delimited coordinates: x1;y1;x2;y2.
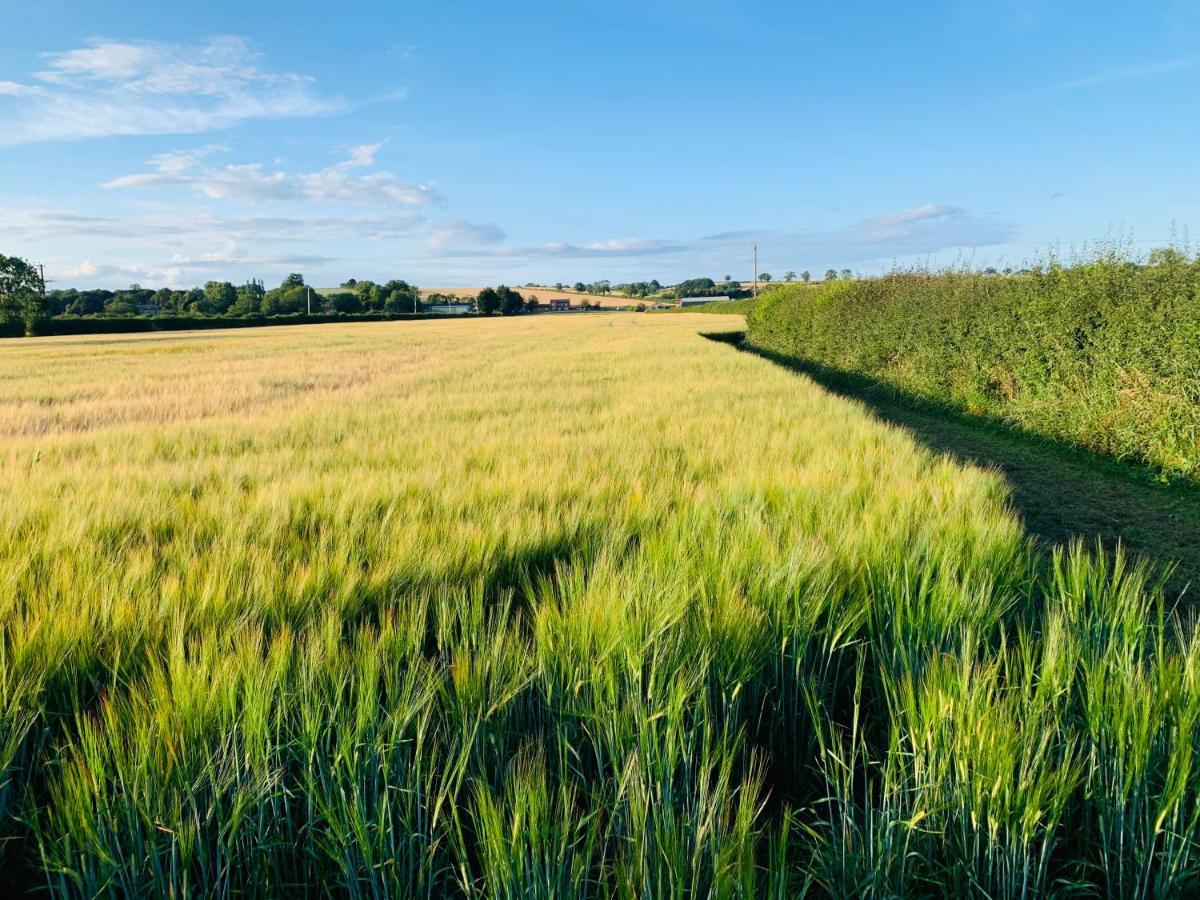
609;280;661;298
670;277;753;300
37;273;422;318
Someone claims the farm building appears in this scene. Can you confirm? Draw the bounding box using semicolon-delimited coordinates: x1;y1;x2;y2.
549;298;570;311
425;303;474;315
678;296;730;307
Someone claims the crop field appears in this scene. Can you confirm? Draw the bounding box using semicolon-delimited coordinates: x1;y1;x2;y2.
1;314;1198;896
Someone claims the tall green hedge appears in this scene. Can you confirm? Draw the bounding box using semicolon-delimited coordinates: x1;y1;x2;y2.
747;258;1200;479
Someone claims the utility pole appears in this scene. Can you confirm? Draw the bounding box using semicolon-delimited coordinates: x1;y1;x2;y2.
37;264;46;300
306;285;312;315
753;243;758;299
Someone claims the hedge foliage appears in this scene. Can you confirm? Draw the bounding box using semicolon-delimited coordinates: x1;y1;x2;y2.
747;255;1200;479
20;312;457;338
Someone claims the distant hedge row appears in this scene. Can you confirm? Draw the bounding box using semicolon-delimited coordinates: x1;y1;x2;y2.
668;297;761;316
15;312;461;338
747;257;1200;479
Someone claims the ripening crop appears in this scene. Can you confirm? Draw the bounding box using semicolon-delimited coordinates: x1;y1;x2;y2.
0;314;1196;896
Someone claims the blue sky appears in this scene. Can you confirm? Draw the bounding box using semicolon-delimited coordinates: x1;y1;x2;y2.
2;0;1199;289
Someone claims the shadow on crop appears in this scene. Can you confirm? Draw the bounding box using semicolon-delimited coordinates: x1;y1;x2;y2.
702;330;1200;596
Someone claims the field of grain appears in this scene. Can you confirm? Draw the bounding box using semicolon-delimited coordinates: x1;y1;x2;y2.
1;314;1197;895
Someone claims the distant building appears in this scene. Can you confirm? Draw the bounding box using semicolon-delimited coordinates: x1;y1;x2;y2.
425;303;474;316
136;303;160;316
678;296;730;307
549;298;570;311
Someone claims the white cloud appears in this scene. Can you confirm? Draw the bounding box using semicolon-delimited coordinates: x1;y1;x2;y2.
0;207;431;244
0;36;345;143
426;219;506;249
103;143;443;207
0;80;42;96
860;202;963;239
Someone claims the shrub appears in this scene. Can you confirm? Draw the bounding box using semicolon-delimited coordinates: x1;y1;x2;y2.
747;254;1200;479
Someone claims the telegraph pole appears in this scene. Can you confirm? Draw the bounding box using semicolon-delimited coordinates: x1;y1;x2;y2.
753;243;758;299
306;285;312;315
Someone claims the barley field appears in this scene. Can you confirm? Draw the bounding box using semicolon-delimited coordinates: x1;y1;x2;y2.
1;314;1197;896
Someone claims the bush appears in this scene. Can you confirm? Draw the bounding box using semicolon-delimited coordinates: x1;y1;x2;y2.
24;312;458;338
747;254;1200;479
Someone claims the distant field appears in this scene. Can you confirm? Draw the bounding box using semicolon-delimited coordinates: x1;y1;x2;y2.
422;285;639;308
2;315;1198;895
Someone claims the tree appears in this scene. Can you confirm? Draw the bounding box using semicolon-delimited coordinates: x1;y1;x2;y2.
801;271;811;283
760;273;772;283
329;292;362;313
496;285;525;315
230;280;264;316
573;282;586;293
525;296;541;312
675;278;717;298
825;269;837;281
554;282;564;291
477;287;501;315
0;254;47;333
202;281;237;315
105;295;139;316
723;275;731;282
381;279;420;313
784;271;796;282
354;280;381;310
840;269;852;280
261;275;307;315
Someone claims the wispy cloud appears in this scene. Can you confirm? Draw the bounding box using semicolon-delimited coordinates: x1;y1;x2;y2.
103;143;444;207
1049;56;1200;92
12;200;1014;288
409;203;1013;276
0;36;346;143
0;207;432;244
700;204;1015;261
425;219;506;250
0;80;43;97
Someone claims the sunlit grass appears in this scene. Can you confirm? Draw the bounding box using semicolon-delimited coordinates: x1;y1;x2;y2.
0;314;1196;895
